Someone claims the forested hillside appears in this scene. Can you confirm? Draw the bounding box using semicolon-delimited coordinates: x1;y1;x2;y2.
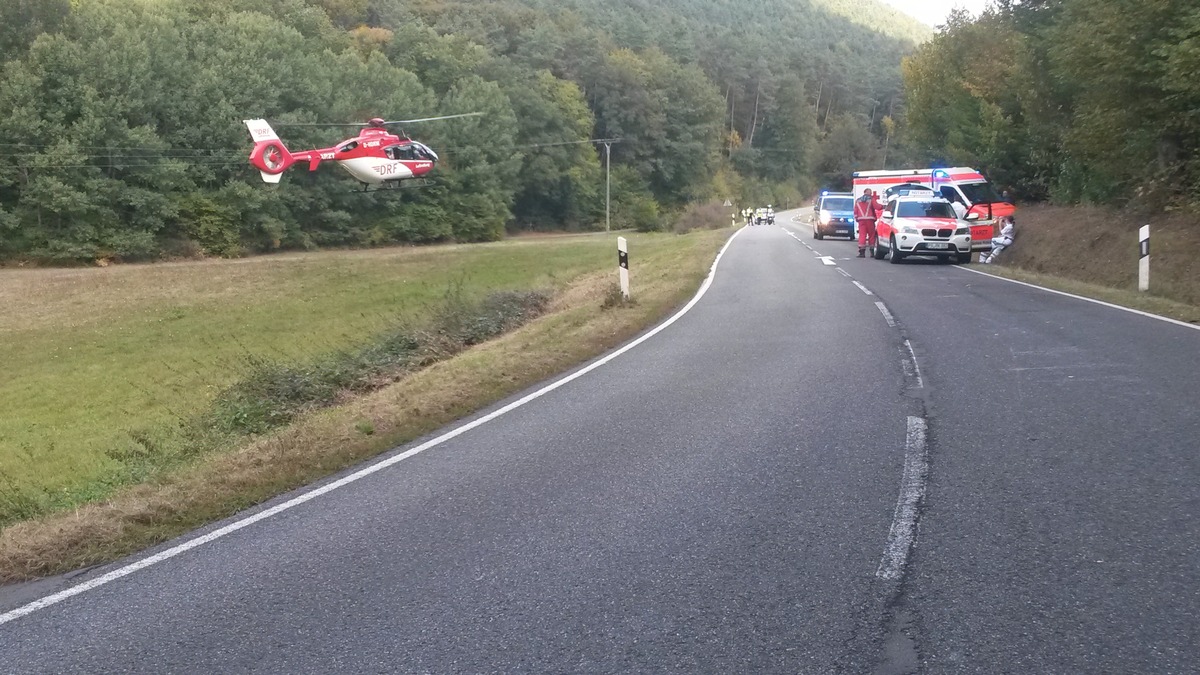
901;0;1200;210
0;0;926;262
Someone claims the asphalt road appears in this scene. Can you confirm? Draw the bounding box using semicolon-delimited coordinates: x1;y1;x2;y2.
2;211;1198;673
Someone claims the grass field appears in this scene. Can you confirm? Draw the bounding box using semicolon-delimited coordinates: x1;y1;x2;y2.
0;234;702;505
0;228;731;579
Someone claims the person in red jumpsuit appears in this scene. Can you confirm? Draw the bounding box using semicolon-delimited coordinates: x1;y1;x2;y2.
855;188;884;257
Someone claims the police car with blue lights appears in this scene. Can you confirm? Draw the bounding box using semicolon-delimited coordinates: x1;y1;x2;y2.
811;191;856;240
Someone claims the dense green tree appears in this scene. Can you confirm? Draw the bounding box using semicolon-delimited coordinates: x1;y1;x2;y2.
817;114;881;190
754;75;820;186
588;48;723;204
1049;0;1181;202
424;76;521;241
478;63;601;229
0;0;70;62
901;0;1200;207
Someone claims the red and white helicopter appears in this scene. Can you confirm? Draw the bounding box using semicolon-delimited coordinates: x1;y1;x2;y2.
243;113;481;189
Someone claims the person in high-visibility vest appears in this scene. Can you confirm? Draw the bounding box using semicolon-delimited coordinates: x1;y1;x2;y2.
854;188;884;257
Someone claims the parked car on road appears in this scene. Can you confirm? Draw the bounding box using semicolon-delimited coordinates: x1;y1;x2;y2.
872;191;973;264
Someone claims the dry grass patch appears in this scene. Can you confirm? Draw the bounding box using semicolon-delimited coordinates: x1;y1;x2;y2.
996;204;1200;306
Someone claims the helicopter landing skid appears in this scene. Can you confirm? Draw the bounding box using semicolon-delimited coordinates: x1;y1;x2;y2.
356;179;436;193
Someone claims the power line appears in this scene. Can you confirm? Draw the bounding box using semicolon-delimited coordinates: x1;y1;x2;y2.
0;138;625;170
437;137;620;155
0;137;623;157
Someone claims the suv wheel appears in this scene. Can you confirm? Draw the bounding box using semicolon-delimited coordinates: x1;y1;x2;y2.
889;237;905;264
956;251;972;264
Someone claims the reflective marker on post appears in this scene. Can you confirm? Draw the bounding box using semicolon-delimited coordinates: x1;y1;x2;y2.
617;236;630;299
1139;225;1150;292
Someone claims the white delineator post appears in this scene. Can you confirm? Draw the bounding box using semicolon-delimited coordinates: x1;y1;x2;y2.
617;236;630;299
604;142;612;233
1138;225;1150;292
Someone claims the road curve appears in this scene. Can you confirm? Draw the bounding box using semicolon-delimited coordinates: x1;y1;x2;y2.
2;213;1199;673
1;217;916;672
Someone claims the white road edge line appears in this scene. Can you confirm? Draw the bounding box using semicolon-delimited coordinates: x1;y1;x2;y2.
875;301;896;327
877;416;929;581
958;266;1200;332
904;339;925;388
0;226;752;628
852;281;873;296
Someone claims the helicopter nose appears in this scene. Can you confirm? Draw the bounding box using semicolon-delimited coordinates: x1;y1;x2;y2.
414;142;438;162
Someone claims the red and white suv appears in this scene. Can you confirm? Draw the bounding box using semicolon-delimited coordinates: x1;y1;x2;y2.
872;192;973;264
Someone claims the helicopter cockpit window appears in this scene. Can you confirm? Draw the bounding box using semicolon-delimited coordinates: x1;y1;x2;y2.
388;144;419;161
338;141;358;153
412;142;438;162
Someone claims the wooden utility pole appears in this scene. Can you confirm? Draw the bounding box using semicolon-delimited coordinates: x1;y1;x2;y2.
728;87;736;155
748;84;761;146
604;141;612;232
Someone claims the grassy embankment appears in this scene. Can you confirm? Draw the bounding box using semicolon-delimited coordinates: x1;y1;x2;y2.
0;228;731;581
972;204;1200;324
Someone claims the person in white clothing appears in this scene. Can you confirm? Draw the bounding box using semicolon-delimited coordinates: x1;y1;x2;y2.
982;217;1015;263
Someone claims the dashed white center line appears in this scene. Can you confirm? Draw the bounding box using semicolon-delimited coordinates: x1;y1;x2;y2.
875;302;896;327
783;231;816;252
903;339;925;388
852;281;873;296
836;268;852;278
877;416;930;581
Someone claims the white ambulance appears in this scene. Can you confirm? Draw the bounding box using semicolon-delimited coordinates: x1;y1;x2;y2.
851;167;1015;253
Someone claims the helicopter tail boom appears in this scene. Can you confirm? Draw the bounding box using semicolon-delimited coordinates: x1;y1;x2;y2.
244;119;294;183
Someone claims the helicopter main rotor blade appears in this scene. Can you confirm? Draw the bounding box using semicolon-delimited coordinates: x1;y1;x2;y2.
272;122;368;127
381;113;484;125
273;113;483;127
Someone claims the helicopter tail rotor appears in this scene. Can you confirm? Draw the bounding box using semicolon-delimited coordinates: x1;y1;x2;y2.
244;119;294;183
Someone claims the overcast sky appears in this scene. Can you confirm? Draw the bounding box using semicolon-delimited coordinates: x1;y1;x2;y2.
879;0;992;26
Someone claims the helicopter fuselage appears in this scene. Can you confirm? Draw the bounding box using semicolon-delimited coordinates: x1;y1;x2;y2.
335;156;430;185
245;120;440;185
